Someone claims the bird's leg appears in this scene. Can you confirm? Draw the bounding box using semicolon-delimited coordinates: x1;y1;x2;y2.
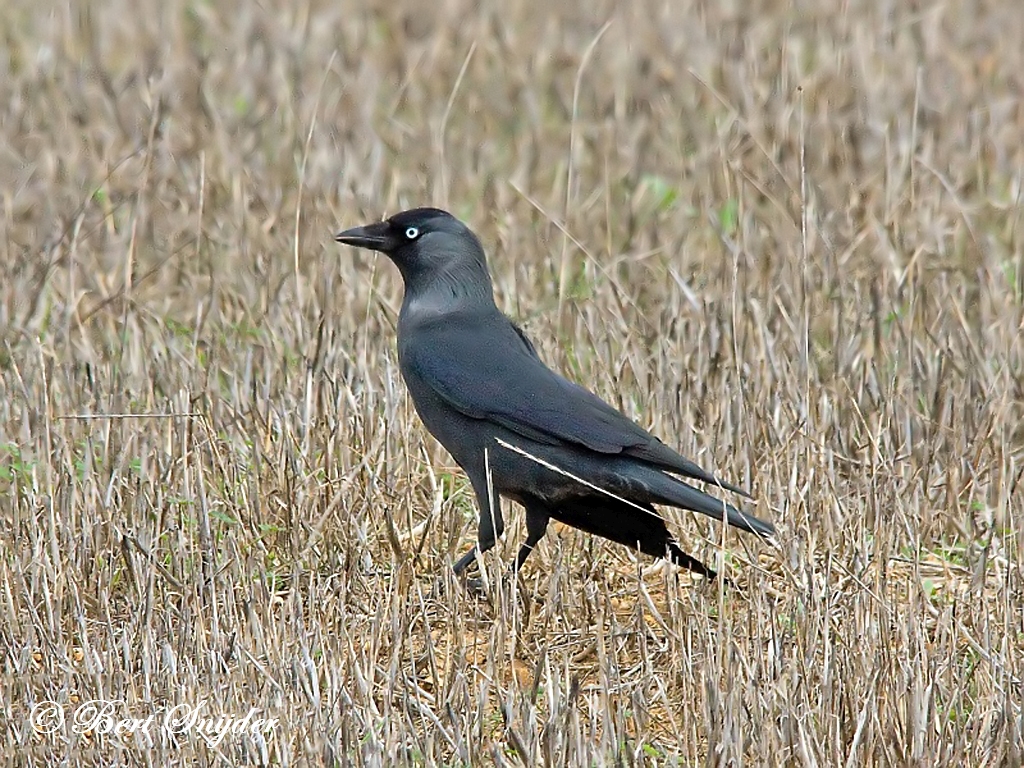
452;467;503;579
453;502;550;596
452;471;502;579
452;546;478;576
449;546;489;598
447;466;506;595
470;467;504;555
511;504;550;576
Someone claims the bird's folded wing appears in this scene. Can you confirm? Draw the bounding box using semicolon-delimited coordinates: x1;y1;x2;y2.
405;316;697;456
405;315;657;451
402;314;752;497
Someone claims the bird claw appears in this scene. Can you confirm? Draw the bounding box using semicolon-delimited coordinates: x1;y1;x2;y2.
463;575;488;598
458;563;530;610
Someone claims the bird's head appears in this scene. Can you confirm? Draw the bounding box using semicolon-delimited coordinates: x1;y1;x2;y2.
335;207;493;302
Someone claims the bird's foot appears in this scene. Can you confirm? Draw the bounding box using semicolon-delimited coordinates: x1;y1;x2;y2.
463;575;488;599
460;565;531;613
453;558;491;600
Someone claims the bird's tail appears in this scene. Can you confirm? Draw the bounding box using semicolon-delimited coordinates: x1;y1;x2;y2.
635;466;776;537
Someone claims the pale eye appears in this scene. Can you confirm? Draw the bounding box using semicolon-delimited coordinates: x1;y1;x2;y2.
404;226;419;240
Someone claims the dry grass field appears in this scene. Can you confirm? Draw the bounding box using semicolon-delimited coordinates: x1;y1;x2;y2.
2;0;1022;765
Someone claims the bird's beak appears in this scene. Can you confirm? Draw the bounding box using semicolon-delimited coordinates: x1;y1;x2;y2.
334;221;392;251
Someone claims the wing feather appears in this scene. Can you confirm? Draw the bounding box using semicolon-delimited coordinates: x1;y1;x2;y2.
400;312;748;495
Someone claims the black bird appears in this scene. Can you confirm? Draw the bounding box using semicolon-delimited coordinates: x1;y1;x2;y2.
336;207;774;581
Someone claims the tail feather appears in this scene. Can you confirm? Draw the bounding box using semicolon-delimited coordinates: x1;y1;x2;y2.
628;442;753;498
634;465;776;537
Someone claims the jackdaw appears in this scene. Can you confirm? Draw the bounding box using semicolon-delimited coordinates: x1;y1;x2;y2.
335;207;774;581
